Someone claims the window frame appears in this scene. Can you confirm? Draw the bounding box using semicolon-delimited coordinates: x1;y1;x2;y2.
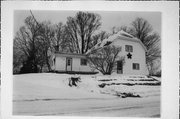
80;58;87;66
133;63;140;70
125;45;133;52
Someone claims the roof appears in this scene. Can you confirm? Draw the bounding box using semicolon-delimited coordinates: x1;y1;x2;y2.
86;30;147;54
55;52;87;58
116;31;147;52
107;30;147;52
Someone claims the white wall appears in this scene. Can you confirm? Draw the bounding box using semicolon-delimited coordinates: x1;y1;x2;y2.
55;56;66;71
55;56;92;72
113;39;149;75
72;58;92;72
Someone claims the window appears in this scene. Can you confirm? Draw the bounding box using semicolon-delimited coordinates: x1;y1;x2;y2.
125;45;133;52
81;59;87;66
67;58;71;66
133;63;140;70
117;61;123;74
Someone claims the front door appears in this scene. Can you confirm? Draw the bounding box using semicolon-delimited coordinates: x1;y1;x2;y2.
66;58;72;71
117;61;123;74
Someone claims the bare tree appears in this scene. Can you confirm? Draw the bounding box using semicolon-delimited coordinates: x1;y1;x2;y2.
13;16;71;73
13;16;43;73
64;21;80;53
89;31;109;50
66;11;101;54
52;22;65;52
87;45;123;75
130;18;161;75
38;21;55;71
131;18;153;43
13;16;57;73
111;26;131;35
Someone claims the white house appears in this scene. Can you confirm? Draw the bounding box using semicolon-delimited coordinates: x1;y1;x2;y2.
51;30;149;75
51;53;95;73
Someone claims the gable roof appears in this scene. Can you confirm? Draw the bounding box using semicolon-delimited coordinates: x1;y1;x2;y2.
116;31;147;52
86;30;147;54
118;30;134;38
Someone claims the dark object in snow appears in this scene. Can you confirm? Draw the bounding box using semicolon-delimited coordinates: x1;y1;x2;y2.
121;83;134;86
127;52;132;59
115;92;141;98
121;93;140;98
134;82;161;86
119;82;160;86
98;83;106;88
98;81;160;87
127;78;157;81
103;41;112;46
98;79;117;82
68;76;81;87
138;79;158;81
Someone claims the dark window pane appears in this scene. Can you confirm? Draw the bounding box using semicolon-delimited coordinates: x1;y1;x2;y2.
81;59;87;65
133;63;140;70
125;45;133;52
67;59;71;66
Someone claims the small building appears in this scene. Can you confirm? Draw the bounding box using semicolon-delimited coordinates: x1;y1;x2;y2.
51;31;149;75
51;53;96;74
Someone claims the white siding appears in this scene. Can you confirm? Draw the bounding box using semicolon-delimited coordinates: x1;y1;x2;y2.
113;39;149;75
72;58;92;72
55;57;66;71
55;56;92;72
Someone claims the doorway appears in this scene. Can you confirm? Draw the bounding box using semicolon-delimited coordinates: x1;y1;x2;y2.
66;57;72;71
117;61;123;74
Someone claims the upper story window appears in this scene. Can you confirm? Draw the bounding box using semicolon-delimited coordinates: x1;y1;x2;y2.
125;45;133;52
133;63;140;70
81;58;87;66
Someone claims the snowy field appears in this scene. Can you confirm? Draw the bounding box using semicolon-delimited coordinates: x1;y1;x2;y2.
13;73;161;117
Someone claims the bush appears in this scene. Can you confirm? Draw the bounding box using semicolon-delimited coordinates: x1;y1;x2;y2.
115;92;141;98
20;59;39;74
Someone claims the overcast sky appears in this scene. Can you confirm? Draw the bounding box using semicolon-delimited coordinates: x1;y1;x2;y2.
14;10;161;36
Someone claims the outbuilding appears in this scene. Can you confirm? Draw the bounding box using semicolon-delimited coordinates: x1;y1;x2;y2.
51;53;95;74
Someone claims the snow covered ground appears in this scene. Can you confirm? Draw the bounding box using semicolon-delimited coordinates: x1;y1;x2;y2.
13;73;161;117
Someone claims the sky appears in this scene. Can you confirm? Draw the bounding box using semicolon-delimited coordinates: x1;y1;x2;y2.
14;10;161;36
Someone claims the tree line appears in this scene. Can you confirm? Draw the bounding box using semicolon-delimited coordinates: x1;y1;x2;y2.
13;11;161;75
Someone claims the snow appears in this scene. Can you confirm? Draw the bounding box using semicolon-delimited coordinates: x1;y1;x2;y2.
13;73;112;101
86;30;135;55
151;76;161;81
118;30;134;38
13;73;161;117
